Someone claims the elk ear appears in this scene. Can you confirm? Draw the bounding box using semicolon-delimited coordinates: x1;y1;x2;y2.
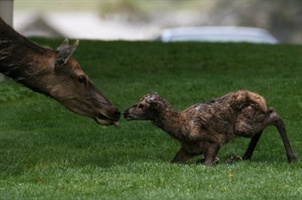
55;39;79;66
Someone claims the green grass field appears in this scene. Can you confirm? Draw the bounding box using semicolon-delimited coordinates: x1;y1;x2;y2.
0;39;301;199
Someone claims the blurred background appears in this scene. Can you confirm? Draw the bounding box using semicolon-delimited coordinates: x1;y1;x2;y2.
5;0;302;43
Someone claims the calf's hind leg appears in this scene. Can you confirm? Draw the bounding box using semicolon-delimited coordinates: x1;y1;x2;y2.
226;132;263;164
267;108;297;163
228;108;296;164
242;131;263;160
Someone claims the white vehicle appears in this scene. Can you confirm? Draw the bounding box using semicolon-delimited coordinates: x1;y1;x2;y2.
157;26;278;44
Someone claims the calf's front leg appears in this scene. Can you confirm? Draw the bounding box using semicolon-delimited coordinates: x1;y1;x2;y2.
171;147;194;164
204;143;220;166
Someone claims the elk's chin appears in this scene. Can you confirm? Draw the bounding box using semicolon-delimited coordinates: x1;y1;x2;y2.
96;114;119;127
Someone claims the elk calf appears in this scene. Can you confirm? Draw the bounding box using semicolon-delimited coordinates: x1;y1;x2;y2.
0;18;120;126
124;90;297;166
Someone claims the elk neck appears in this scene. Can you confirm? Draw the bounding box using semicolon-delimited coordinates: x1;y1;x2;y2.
0;19;54;95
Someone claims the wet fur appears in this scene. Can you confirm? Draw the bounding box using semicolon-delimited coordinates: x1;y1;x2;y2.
124;90;297;166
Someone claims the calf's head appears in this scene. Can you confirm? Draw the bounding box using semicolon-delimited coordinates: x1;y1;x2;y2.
124;93;168;121
40;40;120;126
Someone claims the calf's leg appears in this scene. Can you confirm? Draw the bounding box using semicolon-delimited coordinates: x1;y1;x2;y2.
242;131;263;160
204;143;220;166
226;132;262;164
228;108;296;164
171;147;194;164
267;108;297;163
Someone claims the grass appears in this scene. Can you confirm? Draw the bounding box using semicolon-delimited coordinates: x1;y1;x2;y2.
0;39;302;199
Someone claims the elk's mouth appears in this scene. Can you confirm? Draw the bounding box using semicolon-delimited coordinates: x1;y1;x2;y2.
96;113;119;127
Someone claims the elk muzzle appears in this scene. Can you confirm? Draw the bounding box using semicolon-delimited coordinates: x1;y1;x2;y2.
96;106;121;127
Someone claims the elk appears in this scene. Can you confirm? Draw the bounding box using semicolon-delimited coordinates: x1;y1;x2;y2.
0;18;120;126
124;90;297;166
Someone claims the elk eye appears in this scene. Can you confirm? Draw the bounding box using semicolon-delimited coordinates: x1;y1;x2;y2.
138;104;144;109
78;75;86;84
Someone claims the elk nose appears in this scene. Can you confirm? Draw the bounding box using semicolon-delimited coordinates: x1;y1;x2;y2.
112;108;121;122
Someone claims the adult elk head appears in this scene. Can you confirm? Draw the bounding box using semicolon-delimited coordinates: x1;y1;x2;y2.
47;39;121;126
0;17;120;126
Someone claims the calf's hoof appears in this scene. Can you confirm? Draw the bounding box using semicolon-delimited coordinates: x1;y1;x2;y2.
225;156;243;164
196;157;220;165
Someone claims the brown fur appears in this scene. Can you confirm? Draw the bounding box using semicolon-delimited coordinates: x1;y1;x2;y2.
124;90;297;166
0;18;120;125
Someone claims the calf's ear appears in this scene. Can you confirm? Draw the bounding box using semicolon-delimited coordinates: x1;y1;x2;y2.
55;39;79;66
149;92;160;101
146;93;160;107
